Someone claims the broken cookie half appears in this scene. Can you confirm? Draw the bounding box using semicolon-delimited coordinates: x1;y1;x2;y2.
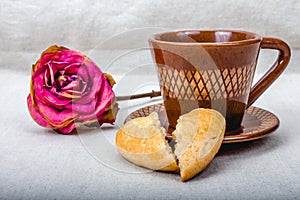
173;108;226;181
115;112;179;171
115;108;225;181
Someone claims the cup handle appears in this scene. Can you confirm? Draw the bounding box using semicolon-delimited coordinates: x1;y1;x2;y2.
247;37;291;108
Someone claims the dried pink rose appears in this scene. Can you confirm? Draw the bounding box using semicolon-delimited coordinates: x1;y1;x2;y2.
27;45;118;134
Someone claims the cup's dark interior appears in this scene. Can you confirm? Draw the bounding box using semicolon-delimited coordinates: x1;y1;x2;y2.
154;30;259;43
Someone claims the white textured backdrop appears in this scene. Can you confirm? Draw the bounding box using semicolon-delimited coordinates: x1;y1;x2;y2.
0;0;299;69
1;1;300;199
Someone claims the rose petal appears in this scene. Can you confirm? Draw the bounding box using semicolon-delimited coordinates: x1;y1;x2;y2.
61;76;86;92
94;77;116;115
74;59;103;105
32;45;69;74
27;95;51;128
34;98;75;126
48;61;70;76
65;63;90;84
54;122;76;134
66;95;98;114
103;73;116;87
73;76;115;121
38;88;72;107
34;53;53;73
58;50;85;64
51;62;82;78
41;50;84;76
55;63;89;89
44;65;55;87
98;102;118;124
33;74;71;108
85;102;118;128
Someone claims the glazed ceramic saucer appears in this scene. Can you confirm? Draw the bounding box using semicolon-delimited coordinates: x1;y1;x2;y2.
125;103;279;143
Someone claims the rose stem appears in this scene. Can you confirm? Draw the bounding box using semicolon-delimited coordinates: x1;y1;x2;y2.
116;90;161;101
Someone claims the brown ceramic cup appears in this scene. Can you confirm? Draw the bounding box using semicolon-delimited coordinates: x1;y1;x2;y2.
149;30;290;134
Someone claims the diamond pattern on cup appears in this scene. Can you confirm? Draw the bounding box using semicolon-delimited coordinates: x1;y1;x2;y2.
158;64;255;101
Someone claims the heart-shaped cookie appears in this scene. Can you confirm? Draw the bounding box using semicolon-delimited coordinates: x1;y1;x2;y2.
116;108;225;181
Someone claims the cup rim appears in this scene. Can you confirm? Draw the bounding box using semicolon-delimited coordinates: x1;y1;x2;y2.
149;29;262;46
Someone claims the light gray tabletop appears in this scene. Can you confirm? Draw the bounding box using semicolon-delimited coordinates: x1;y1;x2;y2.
0;50;299;200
